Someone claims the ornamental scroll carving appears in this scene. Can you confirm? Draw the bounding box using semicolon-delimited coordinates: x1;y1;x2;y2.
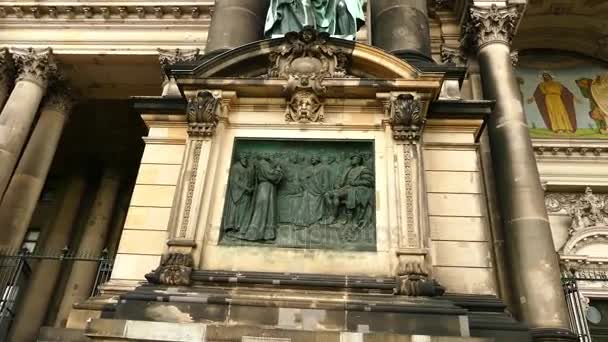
545;187;608;235
463;5;522;49
388;94;426;141
145;252;194;286
186;90;220;137
394;262;445;297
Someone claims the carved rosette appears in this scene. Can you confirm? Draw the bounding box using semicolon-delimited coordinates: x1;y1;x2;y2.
440;45;467;66
285;90;324;123
394;262;445;297
464;5;522;49
186;90;220;137
12;47;57;87
145;252;194;286
42;82;74;115
0;48;14;87
387;94;426;141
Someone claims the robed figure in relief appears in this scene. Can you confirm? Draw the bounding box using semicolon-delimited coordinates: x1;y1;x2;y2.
222;154;255;233
527;72;578;133
265;0;365;40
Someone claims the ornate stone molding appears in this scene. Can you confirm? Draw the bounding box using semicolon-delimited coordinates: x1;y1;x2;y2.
568;187;608;234
158;48;200;68
394;262;445;297
12;47;57;87
0;5;211;21
0;48;14;85
178;140;202;239
285;90;324;123
403;146;417;247
41;82;73;115
145;252;194;286
440;45;467;65
464;5;522;49
534;145;606;157
562;227;608;256
385;93;427;142
267;26;352;96
186;90;221;137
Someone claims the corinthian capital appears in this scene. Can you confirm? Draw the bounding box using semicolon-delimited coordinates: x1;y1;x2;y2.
0;48;14;85
13;48;57;87
42;82;73;115
158;48;200;67
465;5;522;49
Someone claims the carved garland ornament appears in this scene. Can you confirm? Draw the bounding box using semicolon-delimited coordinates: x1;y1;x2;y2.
267;26;352;123
464;5;522;49
186;90;221;136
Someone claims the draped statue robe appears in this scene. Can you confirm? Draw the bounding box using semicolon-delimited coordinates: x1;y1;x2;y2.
264;0;365;39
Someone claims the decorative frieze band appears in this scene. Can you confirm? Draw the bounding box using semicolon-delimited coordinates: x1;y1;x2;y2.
0;4;211;21
534;145;606;157
463;5;522;49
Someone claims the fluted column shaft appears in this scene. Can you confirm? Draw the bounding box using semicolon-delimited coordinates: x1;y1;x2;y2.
370;0;432;61
0;84;73;248
55;168;122;327
468;5;576;341
204;0;270;54
0;48;55;200
9;171;87;342
0;48;13;109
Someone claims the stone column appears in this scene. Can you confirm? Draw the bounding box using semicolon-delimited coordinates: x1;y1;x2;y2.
370;0;432;62
0;84;73;248
204;0;270;55
467;5;576;341
0;48;13;110
0;48;56;200
158;48;200;97
54;168;122;327
8;171;87;342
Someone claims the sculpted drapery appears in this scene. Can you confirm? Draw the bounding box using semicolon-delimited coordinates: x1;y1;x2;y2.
264;0;365;40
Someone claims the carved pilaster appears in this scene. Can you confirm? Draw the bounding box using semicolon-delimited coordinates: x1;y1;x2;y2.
440;45;467;66
464;5;522;49
41;82;73;115
12;48;57;87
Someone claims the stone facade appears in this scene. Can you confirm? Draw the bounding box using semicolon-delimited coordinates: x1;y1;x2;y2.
0;1;606;342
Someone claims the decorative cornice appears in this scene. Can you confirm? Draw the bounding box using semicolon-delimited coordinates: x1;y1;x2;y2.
0;4;211;21
440;45;467;66
464;5;522;49
0;47;14;85
12;47;56;87
534;145;606;157
42;82;73;115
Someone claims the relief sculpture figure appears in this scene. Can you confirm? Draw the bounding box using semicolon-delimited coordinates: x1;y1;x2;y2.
237;154;284;242
265;0;365;40
278;154;304;224
295;155;331;227
222;154;255;233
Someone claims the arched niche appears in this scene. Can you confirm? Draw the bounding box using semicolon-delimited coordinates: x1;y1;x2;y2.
562;226;608;257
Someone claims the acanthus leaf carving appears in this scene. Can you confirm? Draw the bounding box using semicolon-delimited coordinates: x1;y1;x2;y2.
12;47;57;87
440;45;467;66
186;90;221;137
388;93;426;141
145;252;194;286
463;5;522;49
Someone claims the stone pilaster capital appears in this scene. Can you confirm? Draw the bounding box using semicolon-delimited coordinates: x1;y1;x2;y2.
41;82;74;115
185;89;221;137
440;45;467;66
0;48;15;85
378;92;428;142
12;47;57;88
463;5;522;50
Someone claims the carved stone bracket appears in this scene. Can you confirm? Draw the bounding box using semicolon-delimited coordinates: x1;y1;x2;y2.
12;47;57;87
394;262;445;297
145;252;194;286
463;5;522;49
440;45;467;66
381;93;427;142
186;90;221;137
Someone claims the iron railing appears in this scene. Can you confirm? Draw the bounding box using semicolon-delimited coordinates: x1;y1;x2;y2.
0;248;113;340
